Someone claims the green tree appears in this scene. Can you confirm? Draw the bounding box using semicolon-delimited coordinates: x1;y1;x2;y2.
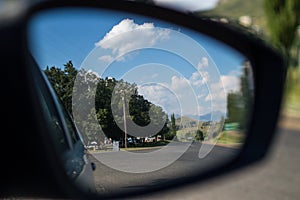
240;61;253;129
44;61;77;114
129;94;151;127
226;92;243;123
226;61;253;130
170;113;177;138
160;114;170;141
72;68;102;144
264;0;300;64
149;105;169;141
45;62;170;145
196;130;205;141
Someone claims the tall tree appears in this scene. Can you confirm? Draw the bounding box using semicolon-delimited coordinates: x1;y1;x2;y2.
160;114;170;141
226;92;243;123
62;61;77;114
44;61;78;114
240;61;253;129
170;113;177;138
226;61;253;130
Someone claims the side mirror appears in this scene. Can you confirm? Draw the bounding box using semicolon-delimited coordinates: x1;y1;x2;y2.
20;0;285;199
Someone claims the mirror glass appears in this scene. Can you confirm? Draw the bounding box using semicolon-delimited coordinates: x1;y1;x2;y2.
27;8;254;195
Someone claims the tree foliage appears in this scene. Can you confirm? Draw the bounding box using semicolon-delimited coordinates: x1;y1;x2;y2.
44;61;169;144
45;61;76;114
195;130;205;141
226;61;253;130
170;113;177;138
264;0;300;62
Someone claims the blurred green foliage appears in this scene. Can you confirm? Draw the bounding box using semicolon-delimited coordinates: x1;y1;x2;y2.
264;0;300;64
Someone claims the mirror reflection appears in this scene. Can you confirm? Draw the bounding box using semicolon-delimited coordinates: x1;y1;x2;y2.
28;8;254;195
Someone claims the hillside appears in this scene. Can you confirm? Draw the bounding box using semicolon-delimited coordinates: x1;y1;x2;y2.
175;116;199;129
175;115;224;142
196;0;269;37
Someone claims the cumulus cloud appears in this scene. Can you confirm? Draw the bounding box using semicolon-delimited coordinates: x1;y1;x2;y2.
138;84;180;114
188;66;240;115
221;75;240;93
197;57;209;70
170;76;190;91
188;57;210;86
135;60;241;117
137;70;240;117
98;55;114;63
169;76;201;115
95;19;170;62
138;75;202;116
205;75;239;100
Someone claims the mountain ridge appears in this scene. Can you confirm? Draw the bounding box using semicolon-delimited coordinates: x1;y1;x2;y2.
175;110;225;122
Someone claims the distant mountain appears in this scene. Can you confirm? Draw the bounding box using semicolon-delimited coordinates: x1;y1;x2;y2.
185;111;225;122
175;116;199;130
175;115;198;124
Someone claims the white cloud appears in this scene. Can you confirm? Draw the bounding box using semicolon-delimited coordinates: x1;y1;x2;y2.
139;55;240;116
189;57;210;86
137;72;240;117
221;75;240;93
136;60;240;117
153;0;219;12
98;55;114;63
95;19;170;62
197;57;209;70
138;84;180;114
151;73;159;78
204;74;239;114
170;77;200;115
137;75;201;116
170;76;190;91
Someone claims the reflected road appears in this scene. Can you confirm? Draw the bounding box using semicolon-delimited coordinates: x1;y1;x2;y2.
89;142;240;194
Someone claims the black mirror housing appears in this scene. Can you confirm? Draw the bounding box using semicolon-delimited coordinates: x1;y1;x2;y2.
1;0;285;199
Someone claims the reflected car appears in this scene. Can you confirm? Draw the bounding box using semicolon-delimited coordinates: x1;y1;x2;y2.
36;65;97;193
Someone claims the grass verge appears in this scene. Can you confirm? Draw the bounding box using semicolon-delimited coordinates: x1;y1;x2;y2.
216;131;245;145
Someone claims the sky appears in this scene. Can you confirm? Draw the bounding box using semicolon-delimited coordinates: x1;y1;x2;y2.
28;7;246;118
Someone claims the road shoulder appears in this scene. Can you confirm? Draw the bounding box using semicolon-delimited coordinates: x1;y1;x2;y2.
278;112;300;131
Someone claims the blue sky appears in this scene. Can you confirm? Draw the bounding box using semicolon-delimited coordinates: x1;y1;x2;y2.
28;8;246;117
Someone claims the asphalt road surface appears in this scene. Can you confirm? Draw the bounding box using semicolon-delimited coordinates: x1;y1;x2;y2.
132;115;300;200
89;142;240;195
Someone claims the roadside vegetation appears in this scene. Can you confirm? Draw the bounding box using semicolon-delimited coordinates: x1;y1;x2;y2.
216;131;245;146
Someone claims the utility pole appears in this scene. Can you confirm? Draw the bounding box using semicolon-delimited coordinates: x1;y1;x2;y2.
121;90;128;148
